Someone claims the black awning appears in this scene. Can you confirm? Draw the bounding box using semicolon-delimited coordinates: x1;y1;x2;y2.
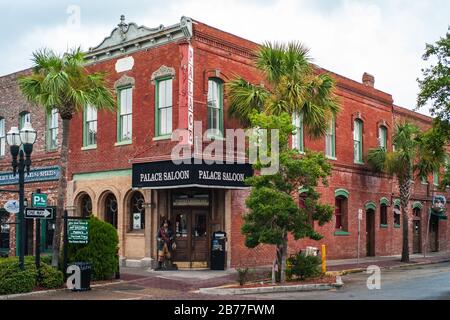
132;159;253;190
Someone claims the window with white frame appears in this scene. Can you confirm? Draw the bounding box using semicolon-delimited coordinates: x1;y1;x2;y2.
0;118;5;157
118;87;132;142
378;126;387;150
19;111;31;129
433;171;439;186
292;112;304;152
326;117;336;158
353;119;363;163
84;105;97;147
207;79;223;136
47;108;59;150
156;78;173;136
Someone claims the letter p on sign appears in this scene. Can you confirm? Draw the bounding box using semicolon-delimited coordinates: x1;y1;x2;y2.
32;193;47;208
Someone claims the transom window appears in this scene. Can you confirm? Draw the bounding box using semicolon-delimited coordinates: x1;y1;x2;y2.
118;87;133;142
292;112;304;152
207;79;223;136
47;108;59;150
84;105;97;147
325;117;336;158
0;118;5;157
156;78;173;136
353;119;363;163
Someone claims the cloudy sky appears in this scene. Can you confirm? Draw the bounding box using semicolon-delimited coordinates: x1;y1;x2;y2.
0;0;448;114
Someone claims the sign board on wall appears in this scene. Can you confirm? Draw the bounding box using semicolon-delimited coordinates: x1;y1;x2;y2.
67;219;89;244
133;213;142;230
0;166;60;186
132;159;253;189
187;45;194;145
4;200;19;214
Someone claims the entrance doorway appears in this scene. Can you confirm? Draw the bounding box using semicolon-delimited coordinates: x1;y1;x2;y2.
429;215;439;252
173;209;209;268
366;209;375;257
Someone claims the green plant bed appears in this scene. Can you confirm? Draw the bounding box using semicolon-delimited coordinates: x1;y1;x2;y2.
286;253;322;281
0;257;37;295
38;264;64;289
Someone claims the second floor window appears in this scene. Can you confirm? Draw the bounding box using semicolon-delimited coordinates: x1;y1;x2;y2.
433;171;439;186
379;126;387;150
156;78;173;136
0;118;5;157
207;79;224;136
19;112;31;129
292;112;304;152
325;117;336;158
118;87;132;142
353;119;363;163
47;108;59;150
84;105;97;147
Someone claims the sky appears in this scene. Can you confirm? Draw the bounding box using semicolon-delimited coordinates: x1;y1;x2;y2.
0;0;448;115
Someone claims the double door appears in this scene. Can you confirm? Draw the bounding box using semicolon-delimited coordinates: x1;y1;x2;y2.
172;209;209;267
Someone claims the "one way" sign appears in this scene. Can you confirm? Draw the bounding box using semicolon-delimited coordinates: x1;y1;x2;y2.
25;208;54;220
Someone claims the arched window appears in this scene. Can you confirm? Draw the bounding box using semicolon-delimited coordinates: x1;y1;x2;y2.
104;193;118;229
378;126;387;150
353;119;363;163
393;204;401;227
19;111;31;129
79;194;92;218
207;78;224;137
129;192;145;231
380;204;388;226
335;196;348;231
0;117;5;157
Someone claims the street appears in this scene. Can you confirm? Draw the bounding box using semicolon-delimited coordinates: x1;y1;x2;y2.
5;262;450;300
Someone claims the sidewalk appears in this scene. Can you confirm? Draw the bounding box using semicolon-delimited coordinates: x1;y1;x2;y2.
327;251;450;273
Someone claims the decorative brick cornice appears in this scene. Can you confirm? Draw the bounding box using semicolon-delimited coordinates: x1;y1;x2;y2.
194;31;256;60
151;65;176;84
114;75;135;89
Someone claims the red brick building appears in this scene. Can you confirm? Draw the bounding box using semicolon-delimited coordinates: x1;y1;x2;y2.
0;70;62;257
65;16;449;269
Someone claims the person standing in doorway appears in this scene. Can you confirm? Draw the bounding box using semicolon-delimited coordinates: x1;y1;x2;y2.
156;219;176;270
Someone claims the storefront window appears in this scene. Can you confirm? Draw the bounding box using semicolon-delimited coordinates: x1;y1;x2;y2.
0;210;10;255
130;192;145;231
105;193;118;229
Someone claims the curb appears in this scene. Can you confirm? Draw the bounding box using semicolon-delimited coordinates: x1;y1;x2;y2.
199;280;344;296
329;258;450;276
0;279;124;300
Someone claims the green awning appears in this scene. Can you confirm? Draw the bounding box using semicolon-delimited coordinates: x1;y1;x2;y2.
431;210;448;220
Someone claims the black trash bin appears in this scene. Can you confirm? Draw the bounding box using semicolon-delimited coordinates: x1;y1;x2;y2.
71;262;92;291
211;231;227;270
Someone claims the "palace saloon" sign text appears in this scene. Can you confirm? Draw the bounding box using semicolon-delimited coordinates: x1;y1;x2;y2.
132;160;253;189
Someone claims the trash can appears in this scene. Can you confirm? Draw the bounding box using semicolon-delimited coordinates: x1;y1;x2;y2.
71;262;92;291
211;231;227;270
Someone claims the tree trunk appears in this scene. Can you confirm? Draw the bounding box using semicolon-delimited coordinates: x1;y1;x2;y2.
399;176;412;263
51;118;71;267
280;233;288;284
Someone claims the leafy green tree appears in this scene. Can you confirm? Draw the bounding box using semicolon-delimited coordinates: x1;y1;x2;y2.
242;112;333;284
228;42;339;136
18;48;116;267
417;29;449;122
368;122;446;262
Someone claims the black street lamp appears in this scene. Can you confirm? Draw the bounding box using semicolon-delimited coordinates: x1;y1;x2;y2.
6;123;37;270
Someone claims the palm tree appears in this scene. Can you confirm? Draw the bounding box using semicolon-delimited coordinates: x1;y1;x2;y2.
227;41;339;136
18;48;116;267
367;122;446;262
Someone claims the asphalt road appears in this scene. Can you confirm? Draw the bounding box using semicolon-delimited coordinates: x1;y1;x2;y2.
6;262;450;300
244;262;450;300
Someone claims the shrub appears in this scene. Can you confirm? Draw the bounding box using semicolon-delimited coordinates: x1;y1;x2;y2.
0;257;37;295
38;264;64;289
66;216;119;281
286;253;322;281
236;268;249;286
